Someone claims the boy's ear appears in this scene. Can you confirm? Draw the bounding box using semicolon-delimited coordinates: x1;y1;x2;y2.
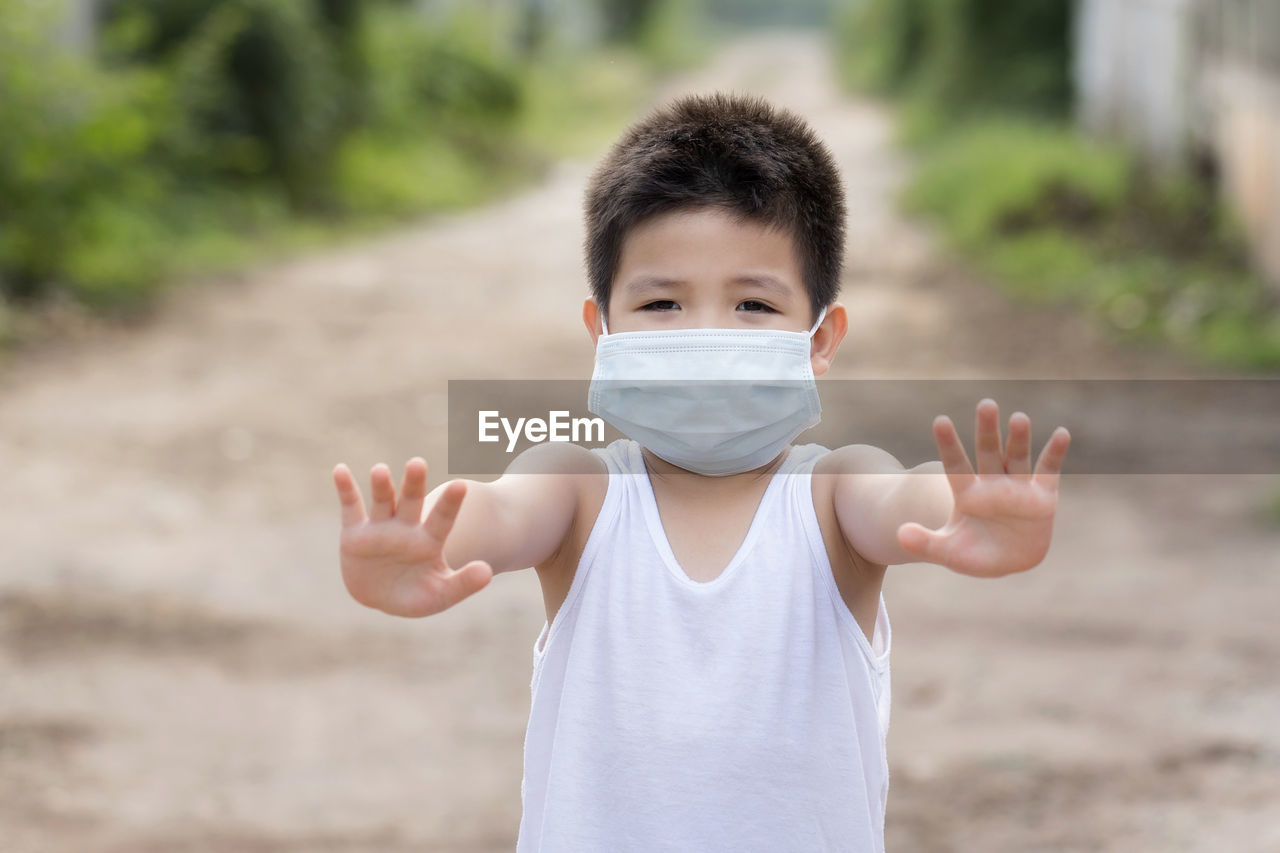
583;298;605;345
810;302;848;377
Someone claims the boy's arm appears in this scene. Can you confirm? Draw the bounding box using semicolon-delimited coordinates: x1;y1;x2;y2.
829;399;1071;576
824;446;952;568
332;442;600;617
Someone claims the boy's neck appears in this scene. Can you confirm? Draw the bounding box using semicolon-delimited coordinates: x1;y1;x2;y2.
638;445;792;493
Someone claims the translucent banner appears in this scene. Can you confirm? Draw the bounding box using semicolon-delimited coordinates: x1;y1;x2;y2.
446;379;1280;476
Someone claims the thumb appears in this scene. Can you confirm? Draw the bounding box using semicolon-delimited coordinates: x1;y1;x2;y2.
897;522;942;562
446;560;494;604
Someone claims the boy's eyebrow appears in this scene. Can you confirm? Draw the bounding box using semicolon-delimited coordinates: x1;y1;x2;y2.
622;273;793;296
730;273;791;295
622;274;682;294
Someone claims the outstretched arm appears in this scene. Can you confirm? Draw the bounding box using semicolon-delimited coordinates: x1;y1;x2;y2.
831;399;1071;575
332;442;598;617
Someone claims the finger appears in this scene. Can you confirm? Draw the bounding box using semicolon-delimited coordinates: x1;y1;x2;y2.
974;398;1004;476
369;463;396;522
332;463;367;527
397;458;429;524
434;561;494;611
1032;427;1072;493
933;415;976;494
423;480;468;546
897;522;948;565
1004;412;1032;478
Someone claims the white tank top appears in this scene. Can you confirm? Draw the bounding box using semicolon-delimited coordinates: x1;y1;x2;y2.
518;439;892;852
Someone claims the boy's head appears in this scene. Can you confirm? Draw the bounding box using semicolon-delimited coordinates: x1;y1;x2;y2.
583;92;846;330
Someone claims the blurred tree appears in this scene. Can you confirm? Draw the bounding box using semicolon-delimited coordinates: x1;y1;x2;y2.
704;0;838;28
313;0;370;128
515;0;550;58
101;0;347;209
926;0;1073;115
359;5;523;134
0;0;166;302
837;0;1072;115
597;0;659;43
836;0;930;94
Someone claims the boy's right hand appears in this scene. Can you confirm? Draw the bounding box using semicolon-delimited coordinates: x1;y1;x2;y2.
332;458;493;618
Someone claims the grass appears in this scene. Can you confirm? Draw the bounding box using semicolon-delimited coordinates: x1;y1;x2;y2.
900;115;1280;370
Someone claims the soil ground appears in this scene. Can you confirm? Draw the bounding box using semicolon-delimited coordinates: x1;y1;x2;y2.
2;32;1278;853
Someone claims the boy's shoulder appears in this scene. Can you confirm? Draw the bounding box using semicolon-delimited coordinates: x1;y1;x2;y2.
506;439;609;477
812;442;910;477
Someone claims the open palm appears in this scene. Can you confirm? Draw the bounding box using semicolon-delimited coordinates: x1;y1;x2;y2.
897;399;1071;577
333;458;492;617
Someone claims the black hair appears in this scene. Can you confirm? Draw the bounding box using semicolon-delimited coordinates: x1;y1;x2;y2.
584;91;846;321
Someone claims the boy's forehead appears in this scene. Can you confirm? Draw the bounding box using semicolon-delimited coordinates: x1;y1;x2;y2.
617;208;804;288
628;206;786;238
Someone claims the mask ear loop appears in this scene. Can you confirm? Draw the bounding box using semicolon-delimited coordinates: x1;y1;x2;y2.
808;305;828;337
600;305;610;337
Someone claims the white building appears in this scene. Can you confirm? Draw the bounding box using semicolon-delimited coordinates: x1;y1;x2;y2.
1075;0;1280;286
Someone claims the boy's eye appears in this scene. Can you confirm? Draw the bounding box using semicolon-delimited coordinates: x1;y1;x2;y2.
641;300;678;311
737;300;776;313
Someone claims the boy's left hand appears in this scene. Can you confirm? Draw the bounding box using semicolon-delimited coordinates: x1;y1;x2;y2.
896;399;1071;577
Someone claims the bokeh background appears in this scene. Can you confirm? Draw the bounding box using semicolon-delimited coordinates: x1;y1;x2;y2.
2;1;1278;851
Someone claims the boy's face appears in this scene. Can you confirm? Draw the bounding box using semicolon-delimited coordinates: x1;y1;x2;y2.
583;206;846;375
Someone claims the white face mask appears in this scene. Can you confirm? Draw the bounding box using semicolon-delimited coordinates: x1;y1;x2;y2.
587;307;826;476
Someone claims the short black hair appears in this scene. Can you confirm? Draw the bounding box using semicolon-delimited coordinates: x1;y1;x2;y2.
584;91;846;321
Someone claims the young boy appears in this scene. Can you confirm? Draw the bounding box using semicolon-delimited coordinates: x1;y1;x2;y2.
332;92;1070;851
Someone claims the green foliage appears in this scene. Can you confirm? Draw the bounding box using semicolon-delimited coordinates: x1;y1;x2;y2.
334;131;525;221
904;120;1128;248
516;47;654;158
358;4;523;138
835;0;1073;116
835;0;930;95
836;0;1278;372
633;0;712;71
904;119;1280;368
597;0;662;44
922;0;1073;115
0;0;662;319
105;0;348;209
0;0;171;303
331;4;533;221
594;0;710;70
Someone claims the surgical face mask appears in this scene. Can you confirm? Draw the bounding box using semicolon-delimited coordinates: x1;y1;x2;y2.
587;307;826;476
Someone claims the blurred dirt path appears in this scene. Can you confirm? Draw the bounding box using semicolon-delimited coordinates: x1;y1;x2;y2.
3;32;1278;853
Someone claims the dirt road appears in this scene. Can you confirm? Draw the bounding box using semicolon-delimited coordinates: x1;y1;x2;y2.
2;32;1278;852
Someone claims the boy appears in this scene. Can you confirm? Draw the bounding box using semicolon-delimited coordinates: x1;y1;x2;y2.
332;93;1070;851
